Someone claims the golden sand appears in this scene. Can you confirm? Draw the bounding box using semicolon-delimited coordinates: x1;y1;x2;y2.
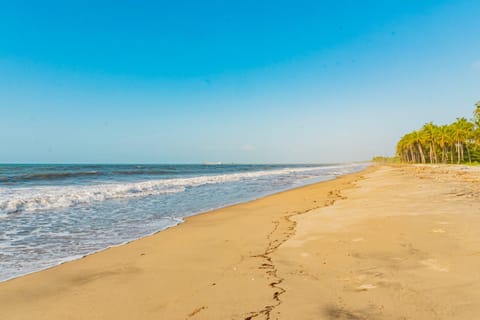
1;165;479;319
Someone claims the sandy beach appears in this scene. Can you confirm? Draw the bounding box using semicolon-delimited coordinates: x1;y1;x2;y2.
1;164;480;320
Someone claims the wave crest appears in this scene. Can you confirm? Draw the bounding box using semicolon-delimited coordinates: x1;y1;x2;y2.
0;165;357;215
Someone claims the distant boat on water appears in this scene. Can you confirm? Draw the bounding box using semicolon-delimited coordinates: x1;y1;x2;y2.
203;161;222;165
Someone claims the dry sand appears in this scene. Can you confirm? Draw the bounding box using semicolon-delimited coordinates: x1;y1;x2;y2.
1;165;479;319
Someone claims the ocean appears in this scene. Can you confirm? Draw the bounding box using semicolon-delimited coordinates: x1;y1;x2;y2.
0;163;368;281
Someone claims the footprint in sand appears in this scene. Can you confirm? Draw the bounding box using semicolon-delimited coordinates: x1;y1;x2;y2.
420;259;449;272
431;228;446;233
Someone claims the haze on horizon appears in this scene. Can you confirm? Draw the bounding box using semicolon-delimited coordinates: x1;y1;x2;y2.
1;0;479;164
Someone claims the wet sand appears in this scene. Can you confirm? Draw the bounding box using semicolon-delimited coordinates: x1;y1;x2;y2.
1;165;479;319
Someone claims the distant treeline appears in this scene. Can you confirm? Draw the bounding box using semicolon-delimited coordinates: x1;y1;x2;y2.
396;102;480;164
372;156;400;163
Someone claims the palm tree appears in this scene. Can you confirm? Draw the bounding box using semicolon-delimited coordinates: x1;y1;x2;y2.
397;134;410;162
396;104;478;164
450;120;464;163
436;125;451;163
421;122;439;163
397;138;406;162
406;133;418;162
411;130;426;164
397;132;421;163
474;101;480;127
450;118;474;163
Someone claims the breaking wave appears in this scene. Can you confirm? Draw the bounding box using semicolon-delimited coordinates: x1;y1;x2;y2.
0;166;343;215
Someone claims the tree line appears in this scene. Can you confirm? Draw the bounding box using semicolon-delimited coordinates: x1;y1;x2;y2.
396;102;480;164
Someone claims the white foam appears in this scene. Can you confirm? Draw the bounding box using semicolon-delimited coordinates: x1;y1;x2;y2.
0;165;360;215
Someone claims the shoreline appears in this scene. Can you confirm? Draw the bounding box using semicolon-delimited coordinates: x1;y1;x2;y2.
0;165;371;319
2;164;479;319
0;217;183;284
0;166;367;283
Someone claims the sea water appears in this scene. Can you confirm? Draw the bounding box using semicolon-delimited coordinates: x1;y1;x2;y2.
0;163;368;281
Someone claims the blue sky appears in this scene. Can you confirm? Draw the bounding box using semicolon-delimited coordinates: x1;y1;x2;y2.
1;0;479;163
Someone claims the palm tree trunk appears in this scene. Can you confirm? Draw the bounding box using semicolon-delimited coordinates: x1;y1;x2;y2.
457;140;461;164
460;142;464;163
417;144;426;164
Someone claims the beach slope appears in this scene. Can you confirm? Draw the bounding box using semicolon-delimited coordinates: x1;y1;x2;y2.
1;165;480;319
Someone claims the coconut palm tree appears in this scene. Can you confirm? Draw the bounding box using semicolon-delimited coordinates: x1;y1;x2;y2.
406;133;418;163
450;118;474;163
421;122;439;163
474;101;480;127
411;130;426;164
436;125;451;163
396;104;479;164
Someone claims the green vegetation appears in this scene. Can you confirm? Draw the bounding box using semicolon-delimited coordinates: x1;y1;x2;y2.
396;102;480;164
372;156;400;163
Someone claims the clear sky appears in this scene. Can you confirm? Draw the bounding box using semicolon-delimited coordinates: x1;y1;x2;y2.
1;0;479;163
